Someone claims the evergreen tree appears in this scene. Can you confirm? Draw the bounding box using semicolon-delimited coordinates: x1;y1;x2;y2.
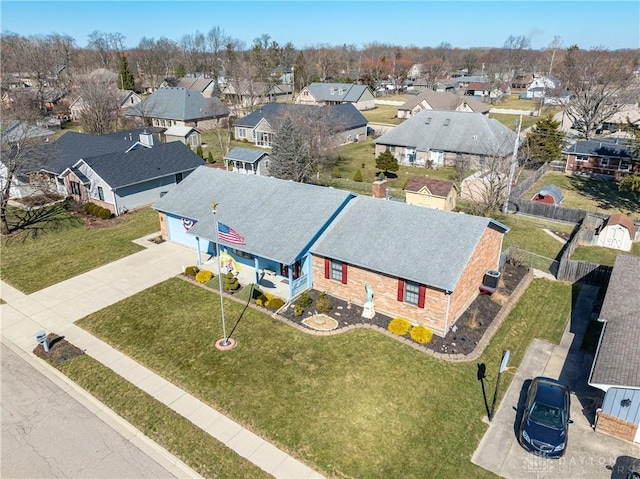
353;169;363;182
207;151;214;164
524;115;564;163
174;63;186;78
196;145;204;158
269;117;311;182
375;150;399;175
117;55;136;91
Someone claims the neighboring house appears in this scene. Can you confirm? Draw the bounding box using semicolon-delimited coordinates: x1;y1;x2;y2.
234;103;367;148
432;79;457;93
463;82;510;100
295;83;375;110
596;214;636;251
59;132;203;215
375;110;517;168
525;75;561;99
563;138;637;180
530;184;563;205
600;103;640;134
221;80;292;107
460;169;506;204
453;75;487;88
126;87;229;131
589;254;640;444
310;196;509;337
0;121;56;198
152;167;509;337
160;77;217;97
397;90;489;119
511;72;534;90
408;63;424;80
164;126;201;148
152;166;356;299
69;90;142;121
404;176;457;211
7;128;162;198
223;147;270;176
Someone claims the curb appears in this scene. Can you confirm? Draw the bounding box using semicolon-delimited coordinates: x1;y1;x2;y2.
1;336;203;479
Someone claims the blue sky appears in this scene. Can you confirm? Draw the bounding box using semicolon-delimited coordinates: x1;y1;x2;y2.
1;1;639;50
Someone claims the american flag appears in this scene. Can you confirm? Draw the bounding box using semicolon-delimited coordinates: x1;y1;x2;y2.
217;222;245;245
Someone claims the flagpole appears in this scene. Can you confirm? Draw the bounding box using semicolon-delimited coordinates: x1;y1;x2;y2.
212;202;230;348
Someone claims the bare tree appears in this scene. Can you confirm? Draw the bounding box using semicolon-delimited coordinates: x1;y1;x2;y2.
503;34;531;73
77;80;121;134
559;47;638;139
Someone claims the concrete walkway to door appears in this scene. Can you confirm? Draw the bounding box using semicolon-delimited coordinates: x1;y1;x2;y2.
1;239;324;479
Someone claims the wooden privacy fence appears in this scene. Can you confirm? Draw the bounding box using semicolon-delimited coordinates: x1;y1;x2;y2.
506;199;588;223
556;260;612;286
509;162;549;199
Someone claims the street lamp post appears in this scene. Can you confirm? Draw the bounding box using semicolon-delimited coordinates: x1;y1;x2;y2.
212;202;235;350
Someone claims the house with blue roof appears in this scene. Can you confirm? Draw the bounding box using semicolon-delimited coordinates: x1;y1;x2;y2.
563;138;637;180
234;103;367;148
223;147;271;176
153;167;509;336
295;82;375;110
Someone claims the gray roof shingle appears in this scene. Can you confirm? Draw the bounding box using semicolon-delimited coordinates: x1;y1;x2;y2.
223;147;269;164
310;196;508;292
375;110;517;157
152;167;355;264
562;139;633;159
305;83;372;102
234;103;367;132
126;87;229;121
590;254;640;388
399;90;489;114
78;141;204;189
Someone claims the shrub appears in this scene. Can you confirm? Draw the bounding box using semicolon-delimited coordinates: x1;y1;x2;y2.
195;269;213;283
293;304;304;316
256;292;273;306
241;138;248;143
184;266;199;277
401;177;411;190
296;292;313;308
315;292;333;314
196;145;204;158
207;151;214;164
266;298;285;310
388;318;411;336
353;169;363;182
331;167;342;179
97;207;111;219
223;272;240;291
410;325;433;344
83;202;97;214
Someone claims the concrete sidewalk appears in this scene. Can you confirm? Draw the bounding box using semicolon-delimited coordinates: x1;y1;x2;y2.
1;240;324;479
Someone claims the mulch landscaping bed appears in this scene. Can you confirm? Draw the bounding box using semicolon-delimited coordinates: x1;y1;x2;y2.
33;333;85;365
278;263;529;356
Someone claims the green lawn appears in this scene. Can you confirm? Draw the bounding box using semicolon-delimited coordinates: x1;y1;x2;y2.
361;104;405;125
572;242;640;266
496;213;576;260
58;356;270;479
1;205;159;293
523;172;640;217
492;94;538;110
488;113;538;131
75;277;572;479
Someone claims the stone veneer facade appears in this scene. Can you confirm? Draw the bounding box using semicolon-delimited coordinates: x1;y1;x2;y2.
312;226;503;337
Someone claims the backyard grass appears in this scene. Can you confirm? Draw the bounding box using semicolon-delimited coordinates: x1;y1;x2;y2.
361;104;404;125
57;356;270;479
496;213;576;260
0;205;159;293
522;172;640;217
489;113;538;131
75;277;572;479
492;94;538;110
572;242;640;266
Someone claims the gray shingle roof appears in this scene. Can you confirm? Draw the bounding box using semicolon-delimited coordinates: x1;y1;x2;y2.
590;255;640;388
305;83;372;102
37;129;156;175
562;139;633;159
399;90;489;114
310;196;508;292
223;147;269;164
77;141;204;189
375;110;517;157
234;103;367;132
152;167;355;264
126;87;229;121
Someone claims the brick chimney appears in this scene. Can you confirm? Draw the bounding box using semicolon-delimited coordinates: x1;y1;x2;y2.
372;178;388;199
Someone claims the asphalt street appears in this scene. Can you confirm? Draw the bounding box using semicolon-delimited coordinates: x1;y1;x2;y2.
1;342;176;479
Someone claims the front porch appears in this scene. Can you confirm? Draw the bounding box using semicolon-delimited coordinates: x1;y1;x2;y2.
198;254;295;300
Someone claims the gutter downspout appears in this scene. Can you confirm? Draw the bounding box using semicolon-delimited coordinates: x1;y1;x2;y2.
444;290;452;336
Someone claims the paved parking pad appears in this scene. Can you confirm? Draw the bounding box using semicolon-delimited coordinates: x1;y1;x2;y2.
472;285;640;478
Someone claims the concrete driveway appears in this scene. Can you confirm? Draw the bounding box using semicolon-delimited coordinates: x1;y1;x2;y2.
472;284;640;478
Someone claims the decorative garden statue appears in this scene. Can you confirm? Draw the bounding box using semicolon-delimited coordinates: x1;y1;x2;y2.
365;282;374;304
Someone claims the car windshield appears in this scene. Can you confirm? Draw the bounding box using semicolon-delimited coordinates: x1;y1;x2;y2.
529;402;564;430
